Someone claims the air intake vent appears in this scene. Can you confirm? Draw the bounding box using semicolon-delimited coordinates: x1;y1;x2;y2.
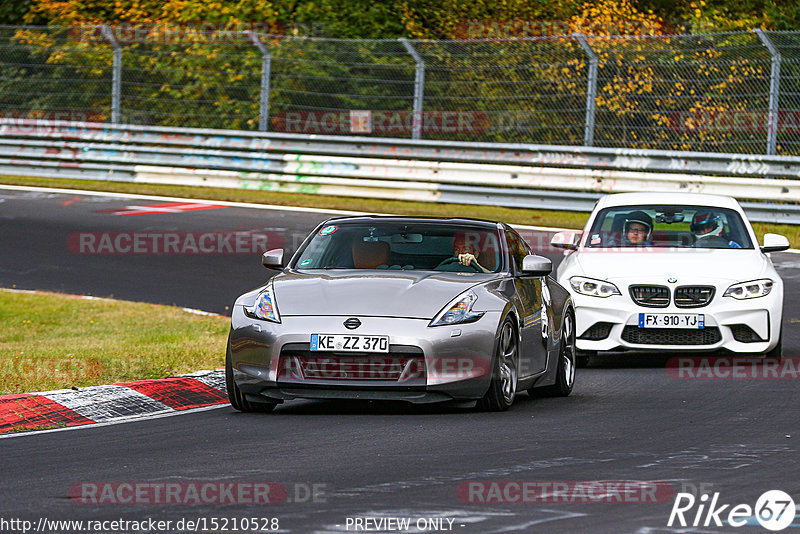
629;285;670;308
674;286;715;308
730;324;765;343
622;326;721;345
578;322;613;340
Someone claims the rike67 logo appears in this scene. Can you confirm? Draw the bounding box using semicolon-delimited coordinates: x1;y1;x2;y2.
668;490;796;531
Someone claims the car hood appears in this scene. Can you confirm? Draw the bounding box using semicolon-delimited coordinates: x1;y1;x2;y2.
573;249;770;285
271;270;497;318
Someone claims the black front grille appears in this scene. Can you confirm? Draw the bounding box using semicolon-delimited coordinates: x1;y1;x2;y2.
629;285;670;307
622;326;721;345
282;355;423;381
674;286;715;308
730;324;765;343
277;345;425;383
579;322;613;340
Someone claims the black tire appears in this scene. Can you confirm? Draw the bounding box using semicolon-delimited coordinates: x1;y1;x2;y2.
479;319;518;412
226;333;277;413
576;349;595;368
539;311;576;397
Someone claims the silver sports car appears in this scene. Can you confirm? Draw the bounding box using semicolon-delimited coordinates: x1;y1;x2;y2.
226;217;576;412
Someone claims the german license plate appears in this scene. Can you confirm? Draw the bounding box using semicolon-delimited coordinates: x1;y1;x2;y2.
310;334;389;352
639;314;704;329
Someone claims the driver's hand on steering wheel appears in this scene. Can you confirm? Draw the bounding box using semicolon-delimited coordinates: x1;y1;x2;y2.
458;252;477;266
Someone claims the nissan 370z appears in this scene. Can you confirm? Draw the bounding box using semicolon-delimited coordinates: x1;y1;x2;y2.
226;217;576;412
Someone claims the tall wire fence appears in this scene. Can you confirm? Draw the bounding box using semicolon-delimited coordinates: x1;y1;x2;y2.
0;25;799;155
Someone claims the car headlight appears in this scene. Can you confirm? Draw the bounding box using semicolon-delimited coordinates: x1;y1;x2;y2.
723;279;773;299
245;285;281;322
569;276;621;298
429;289;485;327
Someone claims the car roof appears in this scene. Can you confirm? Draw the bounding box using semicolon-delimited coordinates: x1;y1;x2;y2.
319;215;503;229
596;192;742;210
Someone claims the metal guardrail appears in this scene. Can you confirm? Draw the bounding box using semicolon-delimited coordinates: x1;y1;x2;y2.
1;119;799;224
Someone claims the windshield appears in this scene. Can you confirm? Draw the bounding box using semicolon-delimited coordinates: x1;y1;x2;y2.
293;222;504;273
585;205;753;249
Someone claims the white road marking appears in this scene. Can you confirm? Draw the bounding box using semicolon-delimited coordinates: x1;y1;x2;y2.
189;370;227;392
3;183;797;249
0;404;227;440
0;184;366;216
0;183;581;234
43;385;173;422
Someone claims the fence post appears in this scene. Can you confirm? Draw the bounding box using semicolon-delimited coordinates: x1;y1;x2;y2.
248;31;272;132
399;38;425;140
573;33;598;147
100;25;121;124
754;29;781;156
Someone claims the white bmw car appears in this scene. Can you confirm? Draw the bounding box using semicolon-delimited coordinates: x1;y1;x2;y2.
552;193;790;364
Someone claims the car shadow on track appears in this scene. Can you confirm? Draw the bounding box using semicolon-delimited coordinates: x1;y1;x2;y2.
584;349;787;369
586;352;673;369
234;399;482;416
586;350;734;369
229;392;582;415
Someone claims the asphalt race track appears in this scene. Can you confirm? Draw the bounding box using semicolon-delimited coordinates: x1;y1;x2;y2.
2;186;800;533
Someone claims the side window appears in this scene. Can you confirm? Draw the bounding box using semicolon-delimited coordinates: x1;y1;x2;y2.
516;231;533;255
505;231;528;273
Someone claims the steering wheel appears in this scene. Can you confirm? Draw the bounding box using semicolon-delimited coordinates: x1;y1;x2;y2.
435;256;483;272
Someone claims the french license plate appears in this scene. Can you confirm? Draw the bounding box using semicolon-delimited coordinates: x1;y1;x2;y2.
310;334;389;352
639;313;704;329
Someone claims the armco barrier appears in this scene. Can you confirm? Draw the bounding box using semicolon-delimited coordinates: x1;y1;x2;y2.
1;119;799;223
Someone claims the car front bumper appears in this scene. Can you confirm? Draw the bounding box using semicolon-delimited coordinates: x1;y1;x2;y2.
230;307;503;403
571;291;782;354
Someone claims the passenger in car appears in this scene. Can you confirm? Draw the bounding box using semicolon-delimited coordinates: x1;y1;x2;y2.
623;211;653;247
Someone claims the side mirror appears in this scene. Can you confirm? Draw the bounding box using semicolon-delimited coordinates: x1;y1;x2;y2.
550;230;582;251
521;254;552;276
262;248;285;269
761;233;790;253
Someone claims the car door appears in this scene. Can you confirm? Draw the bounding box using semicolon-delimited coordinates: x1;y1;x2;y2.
506;229;547;377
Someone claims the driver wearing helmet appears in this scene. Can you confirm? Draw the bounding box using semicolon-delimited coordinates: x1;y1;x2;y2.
691;212;741;248
623;210;653;247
